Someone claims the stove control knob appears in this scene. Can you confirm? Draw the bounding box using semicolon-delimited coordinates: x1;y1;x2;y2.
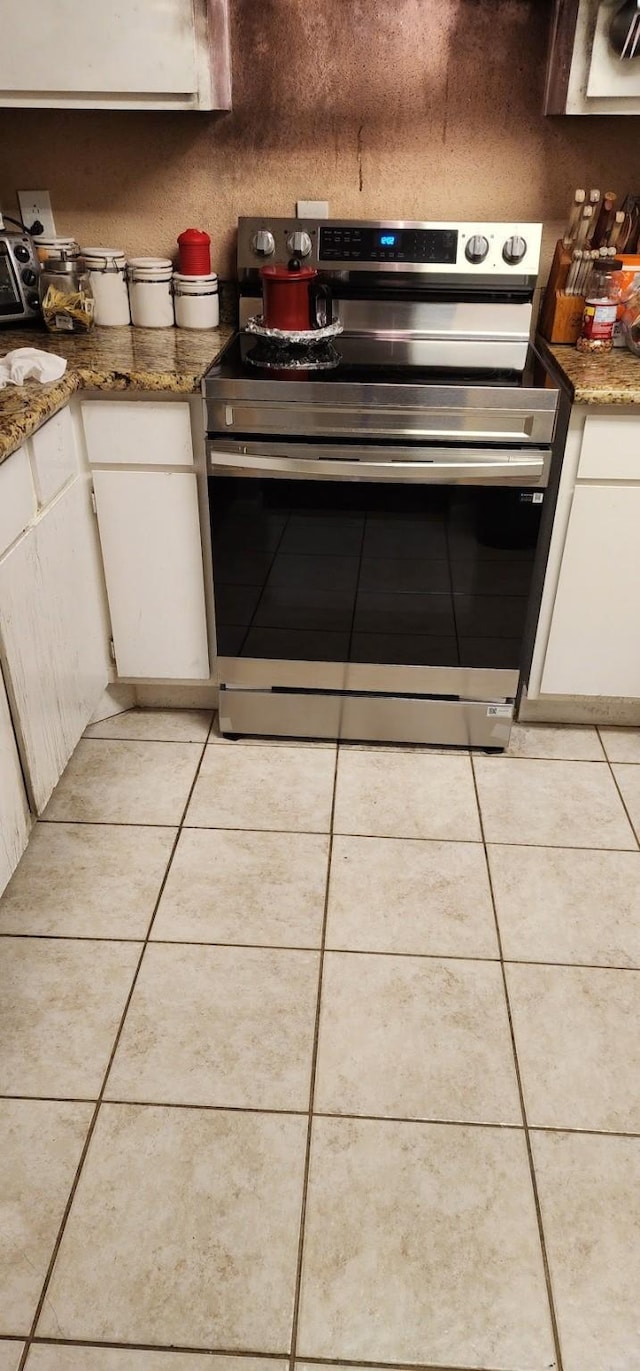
252;230;275;257
14;243;30;263
503;234;527;266
287;230;312;258
465;234;490;264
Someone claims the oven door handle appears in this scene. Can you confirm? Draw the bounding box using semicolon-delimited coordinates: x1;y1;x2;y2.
209;449;549;486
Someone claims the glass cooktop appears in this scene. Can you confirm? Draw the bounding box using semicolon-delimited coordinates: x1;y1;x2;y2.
207;334;548;390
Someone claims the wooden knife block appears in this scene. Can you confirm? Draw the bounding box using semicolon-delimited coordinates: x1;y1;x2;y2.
539;240;585;345
539;242;640;346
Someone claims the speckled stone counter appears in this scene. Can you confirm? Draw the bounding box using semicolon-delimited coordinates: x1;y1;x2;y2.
542;342;640;406
0;323;234;464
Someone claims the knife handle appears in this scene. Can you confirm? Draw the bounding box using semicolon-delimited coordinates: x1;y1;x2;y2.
564;189;586;247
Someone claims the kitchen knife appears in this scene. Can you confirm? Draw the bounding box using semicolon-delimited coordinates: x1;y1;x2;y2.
608;210;626;250
585;191;601;245
575;205;594;251
563;189;586;247
565;250;583;295
592;192;617;248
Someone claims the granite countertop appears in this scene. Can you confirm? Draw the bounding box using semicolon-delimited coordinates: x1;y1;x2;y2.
543;342;640;406
0;323;234;464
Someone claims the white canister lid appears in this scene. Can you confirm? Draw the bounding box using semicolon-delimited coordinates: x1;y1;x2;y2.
172;272;219;294
128;258;173;282
82;247;127;270
172;271;218;282
128;256;172;269
82;246;126;258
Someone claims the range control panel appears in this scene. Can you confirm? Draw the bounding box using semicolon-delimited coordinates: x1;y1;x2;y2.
238;218;544;278
319;225;459;264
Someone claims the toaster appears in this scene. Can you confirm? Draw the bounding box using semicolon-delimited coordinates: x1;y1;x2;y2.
0;231;41;324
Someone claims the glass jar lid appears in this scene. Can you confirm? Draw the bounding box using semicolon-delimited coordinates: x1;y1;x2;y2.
41;258;84;274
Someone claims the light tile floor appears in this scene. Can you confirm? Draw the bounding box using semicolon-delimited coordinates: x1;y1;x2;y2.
1;710;640;1371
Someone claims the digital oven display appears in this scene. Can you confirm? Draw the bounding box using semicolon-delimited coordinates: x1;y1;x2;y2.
0;252;22;315
319;225;459;265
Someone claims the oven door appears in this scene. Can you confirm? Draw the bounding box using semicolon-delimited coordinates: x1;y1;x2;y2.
207;440;549;702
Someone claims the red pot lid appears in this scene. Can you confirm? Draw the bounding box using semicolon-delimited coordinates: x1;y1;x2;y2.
261;263;318;281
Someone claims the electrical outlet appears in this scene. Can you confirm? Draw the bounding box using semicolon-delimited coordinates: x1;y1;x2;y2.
296;200;329;219
17;190;56;236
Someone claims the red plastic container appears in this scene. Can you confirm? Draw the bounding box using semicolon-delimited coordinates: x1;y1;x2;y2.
261;261;331;331
177;228;211;276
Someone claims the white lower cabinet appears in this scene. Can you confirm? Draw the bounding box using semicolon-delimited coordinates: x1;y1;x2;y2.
0;663;31;892
541;484;640;698
0;477;111;814
92;469;210;680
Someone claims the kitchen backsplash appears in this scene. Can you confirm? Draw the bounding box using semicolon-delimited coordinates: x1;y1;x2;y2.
0;0;638;280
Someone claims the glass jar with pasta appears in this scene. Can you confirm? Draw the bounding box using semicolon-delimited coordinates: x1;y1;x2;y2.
40;253;95;333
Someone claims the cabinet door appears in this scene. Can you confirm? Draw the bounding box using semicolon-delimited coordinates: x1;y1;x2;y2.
0;664;31;895
541;485;640;698
0;446;35;556
0;0;231;109
29;407;77;506
0;478;111;813
92;470;210;680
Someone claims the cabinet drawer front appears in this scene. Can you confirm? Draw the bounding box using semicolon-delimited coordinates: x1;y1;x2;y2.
82;401;194;467
0;447;35;556
29;408;77;506
578;414;640;482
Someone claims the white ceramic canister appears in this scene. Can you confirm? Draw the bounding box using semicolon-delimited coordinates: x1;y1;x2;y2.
127;257;174;328
81;247;130;326
172;272;220;329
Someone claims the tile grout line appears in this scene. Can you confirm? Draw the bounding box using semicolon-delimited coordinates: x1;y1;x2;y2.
16;718;216;1371
19;1334;530;1371
287;746;341;1371
81;735;214;745
597;725;640;851
27;1336;287;1358
3;929;640;977
469;752;565;1371
6;1092;640;1138
33;813;640;852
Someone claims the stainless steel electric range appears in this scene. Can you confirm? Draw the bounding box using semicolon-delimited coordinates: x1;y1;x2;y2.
204;217;567;748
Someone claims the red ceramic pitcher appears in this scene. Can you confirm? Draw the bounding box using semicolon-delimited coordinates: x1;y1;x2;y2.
261;258;332;331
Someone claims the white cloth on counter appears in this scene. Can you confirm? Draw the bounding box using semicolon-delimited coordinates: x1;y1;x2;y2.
0;347;67;388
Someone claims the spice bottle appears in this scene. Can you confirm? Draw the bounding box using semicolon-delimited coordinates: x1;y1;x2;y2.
577;258;623;354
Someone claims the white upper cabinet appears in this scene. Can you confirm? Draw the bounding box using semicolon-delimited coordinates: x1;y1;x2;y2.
0;0;231;110
546;0;640;115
